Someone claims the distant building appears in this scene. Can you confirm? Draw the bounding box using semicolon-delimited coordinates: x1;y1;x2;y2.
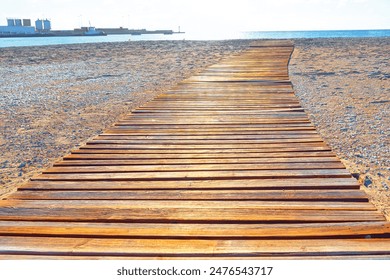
7;19;15;26
35;19;51;32
0;18;35;35
43;19;51;31
23;19;31;27
35;19;43;31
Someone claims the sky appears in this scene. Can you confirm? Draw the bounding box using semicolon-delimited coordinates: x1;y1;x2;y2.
1;0;389;33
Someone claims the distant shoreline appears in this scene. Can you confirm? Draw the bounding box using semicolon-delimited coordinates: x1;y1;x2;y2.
1;29;390;48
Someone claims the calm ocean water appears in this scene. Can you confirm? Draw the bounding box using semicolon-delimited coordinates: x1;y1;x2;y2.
0;29;389;48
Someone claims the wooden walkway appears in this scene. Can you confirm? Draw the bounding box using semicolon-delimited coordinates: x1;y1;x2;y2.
1;40;389;259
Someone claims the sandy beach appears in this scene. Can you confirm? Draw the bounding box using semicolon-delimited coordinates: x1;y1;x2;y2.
0;38;389;219
290;37;390;219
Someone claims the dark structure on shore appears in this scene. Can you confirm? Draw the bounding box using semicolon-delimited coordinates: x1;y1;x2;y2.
95;27;184;35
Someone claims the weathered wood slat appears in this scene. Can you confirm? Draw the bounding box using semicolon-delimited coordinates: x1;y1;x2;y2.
3;255;390;260
139;105;303;110
123;113;309;118
43;162;346;174
72;147;332;154
95;134;321;140
115;120;311;126
103;128;318;135
0;200;376;210
32;169;352;181
64;152;337;160
1;237;390;257
7;189;368;201
2;255;390;260
86;139;324;145
0;208;384;223
19;178;360;190
106;124;315;130
0;221;387;238
54;156;341;165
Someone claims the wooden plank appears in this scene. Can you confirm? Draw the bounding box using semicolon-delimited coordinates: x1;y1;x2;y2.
1;237;390;257
92;134;323;140
72;147;332;154
54;157;342;166
102;128;317;133
0;221;387;238
138;105;302;110
80;142;329;148
106;126;316;132
148;99;299;102
103;128;318;135
31;169;353;181
0;200;376;211
64;151;337;160
124;112;308;118
43;162;345;174
19;177;360;191
0;208;384;222
154;95;297;99
98;132;320;137
1;255;390;260
2;255;390;260
135;108;304;113
132;110;306;115
7;189;368;202
114;120;311;125
86;138;324;145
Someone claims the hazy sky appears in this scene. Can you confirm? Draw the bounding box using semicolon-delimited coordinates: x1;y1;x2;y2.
1;0;389;33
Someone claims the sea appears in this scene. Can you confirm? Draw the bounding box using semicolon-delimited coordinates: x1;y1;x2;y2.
0;29;389;48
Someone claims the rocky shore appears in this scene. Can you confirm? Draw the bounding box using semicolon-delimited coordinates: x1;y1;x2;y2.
290;37;390;219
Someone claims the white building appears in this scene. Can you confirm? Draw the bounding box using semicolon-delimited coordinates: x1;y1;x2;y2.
0;18;35;35
35;19;43;31
35;19;51;32
43;19;51;31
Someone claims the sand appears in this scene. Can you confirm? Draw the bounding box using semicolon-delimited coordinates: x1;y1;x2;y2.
0;38;389;219
290;38;390;219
